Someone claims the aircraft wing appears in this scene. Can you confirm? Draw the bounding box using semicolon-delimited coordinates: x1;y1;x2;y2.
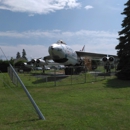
76;51;118;59
44;52;118;60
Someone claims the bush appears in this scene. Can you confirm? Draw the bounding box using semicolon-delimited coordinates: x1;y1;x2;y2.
0;60;9;72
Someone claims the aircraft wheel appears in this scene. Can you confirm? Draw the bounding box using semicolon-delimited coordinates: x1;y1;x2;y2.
65;68;68;75
65;68;73;75
75;67;81;74
69;68;73;75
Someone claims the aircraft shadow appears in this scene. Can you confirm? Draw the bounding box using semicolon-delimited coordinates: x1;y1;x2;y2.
32;74;68;84
104;78;130;88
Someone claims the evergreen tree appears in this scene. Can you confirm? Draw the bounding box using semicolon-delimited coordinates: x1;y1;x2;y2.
115;0;130;79
10;57;14;65
16;52;21;59
22;49;27;60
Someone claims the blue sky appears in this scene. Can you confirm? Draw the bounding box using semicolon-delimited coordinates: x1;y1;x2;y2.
0;0;125;60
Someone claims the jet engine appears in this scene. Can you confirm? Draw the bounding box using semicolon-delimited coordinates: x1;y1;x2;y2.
102;56;115;64
109;56;115;63
102;56;115;72
31;59;37;64
102;56;108;63
36;59;46;66
23;62;33;68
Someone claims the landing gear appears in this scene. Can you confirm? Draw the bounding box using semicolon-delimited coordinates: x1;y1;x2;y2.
104;63;111;73
64;66;85;75
74;67;82;74
65;67;73;75
42;65;45;74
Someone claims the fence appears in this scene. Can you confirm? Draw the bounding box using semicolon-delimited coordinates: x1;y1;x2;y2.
8;64;45;120
8;65;114;87
8;64;117;86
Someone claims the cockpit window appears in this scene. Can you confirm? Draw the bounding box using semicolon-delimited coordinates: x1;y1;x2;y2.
57;40;66;45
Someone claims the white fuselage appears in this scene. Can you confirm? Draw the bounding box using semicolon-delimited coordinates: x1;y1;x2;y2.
48;41;80;66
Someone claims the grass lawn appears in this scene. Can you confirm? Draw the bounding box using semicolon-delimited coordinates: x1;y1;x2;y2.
0;72;130;130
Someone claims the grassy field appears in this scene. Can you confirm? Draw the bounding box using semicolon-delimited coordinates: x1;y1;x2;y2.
0;71;130;130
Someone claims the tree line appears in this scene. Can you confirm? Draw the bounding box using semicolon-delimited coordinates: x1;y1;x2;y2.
0;49;28;72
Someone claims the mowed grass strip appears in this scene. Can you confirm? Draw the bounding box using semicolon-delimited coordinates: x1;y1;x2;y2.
0;72;130;130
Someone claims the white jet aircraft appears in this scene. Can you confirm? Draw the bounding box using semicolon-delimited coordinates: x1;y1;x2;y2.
35;40;117;75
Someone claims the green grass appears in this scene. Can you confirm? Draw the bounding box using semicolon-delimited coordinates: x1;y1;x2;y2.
0;72;130;130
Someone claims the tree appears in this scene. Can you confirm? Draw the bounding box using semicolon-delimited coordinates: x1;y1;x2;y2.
0;60;10;72
16;52;21;59
115;0;130;79
22;49;27;60
10;57;14;65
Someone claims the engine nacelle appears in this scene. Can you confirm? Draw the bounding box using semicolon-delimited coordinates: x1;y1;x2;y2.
102;56;115;72
31;59;37;64
109;56;115;63
102;56;115;64
23;62;33;68
36;59;46;66
102;56;108;62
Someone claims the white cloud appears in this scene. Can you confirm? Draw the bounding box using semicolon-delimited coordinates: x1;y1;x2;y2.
0;30;117;39
85;5;93;10
0;0;81;14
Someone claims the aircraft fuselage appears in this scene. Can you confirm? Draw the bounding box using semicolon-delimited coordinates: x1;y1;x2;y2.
48;40;80;66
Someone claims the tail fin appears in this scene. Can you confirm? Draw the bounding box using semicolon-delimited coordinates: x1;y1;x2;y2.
81;45;85;51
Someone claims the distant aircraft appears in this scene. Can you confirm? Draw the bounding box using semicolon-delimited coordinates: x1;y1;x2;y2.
31;40;118;75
